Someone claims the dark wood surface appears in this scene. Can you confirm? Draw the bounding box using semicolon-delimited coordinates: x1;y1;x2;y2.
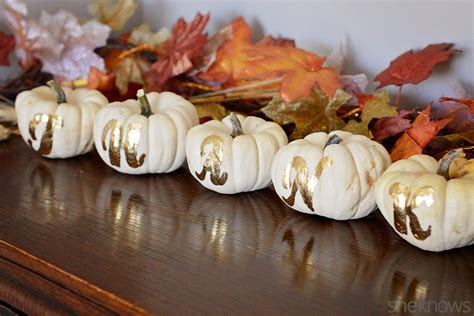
1;136;473;315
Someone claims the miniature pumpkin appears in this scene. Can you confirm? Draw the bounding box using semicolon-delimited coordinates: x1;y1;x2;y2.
15;81;108;158
94;89;198;174
186;113;288;194
271;130;391;220
374;149;474;251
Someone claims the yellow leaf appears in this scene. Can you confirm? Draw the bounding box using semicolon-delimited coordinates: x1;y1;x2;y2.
88;0;138;31
129;24;170;48
113;57;149;94
262;88;351;139
343;91;397;137
195;103;227;121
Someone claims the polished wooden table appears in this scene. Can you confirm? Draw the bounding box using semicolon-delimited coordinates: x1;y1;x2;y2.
1;136;473;315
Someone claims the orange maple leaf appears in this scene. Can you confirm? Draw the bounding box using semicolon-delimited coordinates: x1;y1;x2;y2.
198;17;252;84
237;46;341;103
390;103;452;161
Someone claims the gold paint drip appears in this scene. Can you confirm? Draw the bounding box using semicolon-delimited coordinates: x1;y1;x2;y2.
28;113;64;155
196;135;228;185
281;155;333;212
389;183;433;240
101;119;146;168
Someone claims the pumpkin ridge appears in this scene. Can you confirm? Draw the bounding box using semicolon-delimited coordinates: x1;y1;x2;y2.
347;142;378;217
340;142;363;218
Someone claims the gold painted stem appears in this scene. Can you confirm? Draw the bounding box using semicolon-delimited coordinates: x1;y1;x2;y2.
136;89;153;118
437;149;465;180
324;134;343;148
47;80;67;104
229;112;243;137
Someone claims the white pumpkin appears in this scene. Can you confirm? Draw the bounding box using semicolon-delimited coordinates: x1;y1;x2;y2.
15;81;108;158
375;150;474;251
271;130;391;220
94;89;198;174
186;113;288;194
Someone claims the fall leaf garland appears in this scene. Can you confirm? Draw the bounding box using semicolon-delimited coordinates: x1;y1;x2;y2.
0;3;471;161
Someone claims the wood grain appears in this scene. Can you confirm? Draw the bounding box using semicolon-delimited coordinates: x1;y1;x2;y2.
0;136;473;314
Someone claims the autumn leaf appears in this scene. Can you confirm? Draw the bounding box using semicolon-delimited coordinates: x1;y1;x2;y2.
197;17;294;85
439;97;474;113
390;133;423;160
262;88;351;139
198;17;252;84
371;110;412;142
426;129;474;159
88;0;138;31
255;36;295;48
147;12;209;88
343;91;398;137
195;103;227;123
374;43;460;89
436;98;473;133
128;24;170;48
0;31;15;66
390;104;452;161
237;46;341;103
87;67;115;91
190;22;234;75
7;7;111;80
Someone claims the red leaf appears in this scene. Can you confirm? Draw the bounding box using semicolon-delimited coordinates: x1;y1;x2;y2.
390;104;452;161
435;96;474;133
148;12;209;88
439;96;474;113
0;31;15;66
371;110;412;142
407;104;452;147
374;43;460;89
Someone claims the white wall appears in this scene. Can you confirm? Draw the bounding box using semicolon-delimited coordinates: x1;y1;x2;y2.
2;0;473;105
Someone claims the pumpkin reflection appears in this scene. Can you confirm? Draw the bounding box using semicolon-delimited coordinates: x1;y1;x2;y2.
273;214;391;291
23;158;96;224
374;242;474;313
95;171;193;252
184;190;287;262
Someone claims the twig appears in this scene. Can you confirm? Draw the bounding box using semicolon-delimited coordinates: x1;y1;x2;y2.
0;95;15;106
190;78;282;100
179;82;219;92
395;85;403;107
191;92;278;104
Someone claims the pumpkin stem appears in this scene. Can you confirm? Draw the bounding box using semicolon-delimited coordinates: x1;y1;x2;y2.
229;112;243;137
136;89;153;118
437;149;465;180
47;80;67;104
324;134;343;148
